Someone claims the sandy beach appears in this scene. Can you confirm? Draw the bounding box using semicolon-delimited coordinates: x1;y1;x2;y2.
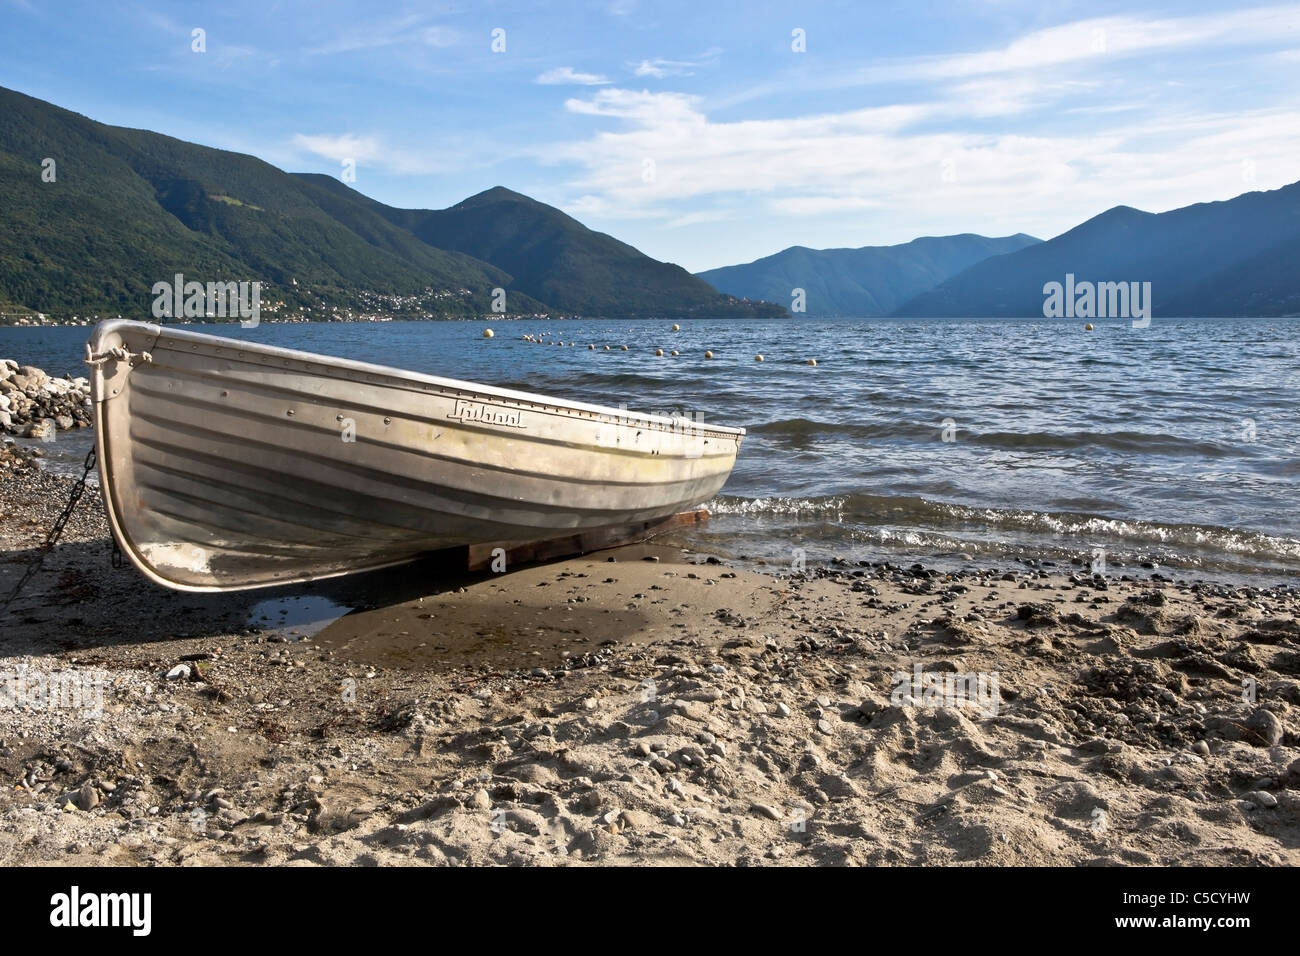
1;457;1297;867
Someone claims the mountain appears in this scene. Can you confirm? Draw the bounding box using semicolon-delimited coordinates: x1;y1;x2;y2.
696;233;1041;316
0;86;543;319
894;182;1300;317
311;180;786;319
0;86;784;321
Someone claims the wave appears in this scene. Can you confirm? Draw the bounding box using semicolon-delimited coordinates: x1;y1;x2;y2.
746;418;1232;456
706;492;1300;564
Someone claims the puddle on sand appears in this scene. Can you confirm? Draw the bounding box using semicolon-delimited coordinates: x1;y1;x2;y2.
247;594;351;641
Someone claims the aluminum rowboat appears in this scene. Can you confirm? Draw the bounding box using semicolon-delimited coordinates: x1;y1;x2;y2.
86;320;743;592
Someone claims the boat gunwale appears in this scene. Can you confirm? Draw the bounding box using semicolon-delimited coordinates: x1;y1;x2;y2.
88;319;747;440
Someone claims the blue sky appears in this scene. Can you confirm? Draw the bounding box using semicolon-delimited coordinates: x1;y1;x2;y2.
3;0;1298;271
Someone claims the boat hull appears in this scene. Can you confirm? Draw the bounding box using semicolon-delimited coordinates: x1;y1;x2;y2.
87;321;743;592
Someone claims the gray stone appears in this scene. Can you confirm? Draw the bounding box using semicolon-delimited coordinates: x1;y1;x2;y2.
74;783;100;811
1245;709;1284;747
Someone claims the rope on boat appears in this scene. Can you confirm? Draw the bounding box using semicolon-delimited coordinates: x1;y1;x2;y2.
84;344;152;367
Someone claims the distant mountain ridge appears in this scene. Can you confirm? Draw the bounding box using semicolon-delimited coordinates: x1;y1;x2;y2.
894;183;1300;317
0;85;785;320
302;178;783;318
697;234;1041;316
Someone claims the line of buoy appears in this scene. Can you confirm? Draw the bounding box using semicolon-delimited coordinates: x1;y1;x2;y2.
514;335;827;369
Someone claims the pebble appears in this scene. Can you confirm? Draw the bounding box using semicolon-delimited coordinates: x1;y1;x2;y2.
752;803;783;821
1247;790;1278;808
470;788;492;811
775;702;791;717
816;719;833;735
619;809;654;829
165;664;191;680
1192;740;1210;757
74;783;100;811
1245;708;1284;747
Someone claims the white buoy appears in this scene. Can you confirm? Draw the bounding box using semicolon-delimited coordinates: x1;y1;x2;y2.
621;345;629;351
671;350;679;356
588;344;595;350
672;324;680;331
755;354;764;362
483;328;494;338
1085;323;1094;331
604;345;610;351
655;348;664;356
807;358;818;366
705;350;714;359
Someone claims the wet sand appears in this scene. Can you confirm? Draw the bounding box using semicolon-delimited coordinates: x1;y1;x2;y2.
1;463;1298;866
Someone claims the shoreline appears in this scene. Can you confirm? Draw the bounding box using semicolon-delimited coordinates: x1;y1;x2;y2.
0;466;1296;865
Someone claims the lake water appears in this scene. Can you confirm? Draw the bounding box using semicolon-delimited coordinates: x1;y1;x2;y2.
3;316;1298;582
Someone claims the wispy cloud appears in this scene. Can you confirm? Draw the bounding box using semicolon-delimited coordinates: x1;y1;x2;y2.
630;48;721;78
715;5;1300;110
542;82;1300;244
536;66;610;86
306;15;460;56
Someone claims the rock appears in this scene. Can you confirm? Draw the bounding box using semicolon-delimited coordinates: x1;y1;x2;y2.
469;788;491;811
1247;790;1278;808
54;414;74;431
1245;708;1284;747
1191;740;1210;757
676;701;710;722
816;719;833;735
619;809;654;829
751;803;783;821
775;702;791;717
165;664;191;680
22;419;54;441
74;783;100;811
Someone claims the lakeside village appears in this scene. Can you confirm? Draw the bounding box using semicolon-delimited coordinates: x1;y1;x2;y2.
0;282;561;327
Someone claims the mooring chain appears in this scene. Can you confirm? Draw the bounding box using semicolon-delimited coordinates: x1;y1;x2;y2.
0;447;98;615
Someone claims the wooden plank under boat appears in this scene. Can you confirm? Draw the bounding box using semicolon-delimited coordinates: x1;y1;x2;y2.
85;320;744;592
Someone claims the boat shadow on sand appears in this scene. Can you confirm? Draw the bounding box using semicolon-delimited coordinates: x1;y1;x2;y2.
0;536;662;674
